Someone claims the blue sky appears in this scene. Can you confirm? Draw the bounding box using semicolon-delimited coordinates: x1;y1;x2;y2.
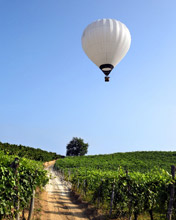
0;0;176;155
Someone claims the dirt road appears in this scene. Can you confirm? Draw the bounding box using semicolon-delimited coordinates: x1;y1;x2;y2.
40;163;89;220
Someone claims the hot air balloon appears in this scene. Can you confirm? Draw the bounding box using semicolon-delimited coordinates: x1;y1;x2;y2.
82;19;131;82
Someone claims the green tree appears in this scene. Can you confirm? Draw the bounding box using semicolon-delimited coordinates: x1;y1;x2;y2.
66;137;88;156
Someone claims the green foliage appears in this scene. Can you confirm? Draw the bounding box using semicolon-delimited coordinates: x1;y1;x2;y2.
66;137;88;156
54;151;176;218
0;151;49;219
0;141;63;162
57;151;176;173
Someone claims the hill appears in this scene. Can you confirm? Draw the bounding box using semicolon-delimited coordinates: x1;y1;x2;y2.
55;151;176;173
0;141;63;162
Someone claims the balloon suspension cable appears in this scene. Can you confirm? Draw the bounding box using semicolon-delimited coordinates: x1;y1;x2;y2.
99;64;114;82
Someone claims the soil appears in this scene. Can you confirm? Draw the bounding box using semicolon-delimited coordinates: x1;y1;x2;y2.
39;161;90;220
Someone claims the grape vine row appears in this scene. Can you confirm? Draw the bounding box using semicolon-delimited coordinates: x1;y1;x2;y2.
0;151;49;219
54;155;176;219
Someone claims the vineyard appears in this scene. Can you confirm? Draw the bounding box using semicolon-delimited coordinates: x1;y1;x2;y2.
0;141;63;162
54;152;176;219
0;150;49;219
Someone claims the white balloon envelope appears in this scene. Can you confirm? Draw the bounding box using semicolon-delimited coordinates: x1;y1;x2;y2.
82;18;131;82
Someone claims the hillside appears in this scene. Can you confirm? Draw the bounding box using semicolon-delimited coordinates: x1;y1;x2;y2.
0;141;63;162
55;151;176;173
54;151;176;219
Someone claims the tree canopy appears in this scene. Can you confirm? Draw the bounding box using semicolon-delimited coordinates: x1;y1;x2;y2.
66;137;88;156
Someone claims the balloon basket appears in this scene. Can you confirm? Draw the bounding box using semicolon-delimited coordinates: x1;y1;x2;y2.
105;76;110;82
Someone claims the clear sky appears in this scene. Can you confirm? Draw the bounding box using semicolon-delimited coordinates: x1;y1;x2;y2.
0;0;176;156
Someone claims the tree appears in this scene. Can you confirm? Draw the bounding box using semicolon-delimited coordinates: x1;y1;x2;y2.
66;137;88;156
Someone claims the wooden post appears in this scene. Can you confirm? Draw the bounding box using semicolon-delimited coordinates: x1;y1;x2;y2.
97;179;103;209
167;165;176;220
28;190;35;220
134;212;138;220
83;179;87;196
16;199;20;220
149;210;154;220
10;158;20;220
22;208;25;220
77;178;80;189
125;170;132;220
68;169;71;181
109;179;115;216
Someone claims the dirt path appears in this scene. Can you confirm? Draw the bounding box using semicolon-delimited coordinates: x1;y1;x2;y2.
39;163;89;220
